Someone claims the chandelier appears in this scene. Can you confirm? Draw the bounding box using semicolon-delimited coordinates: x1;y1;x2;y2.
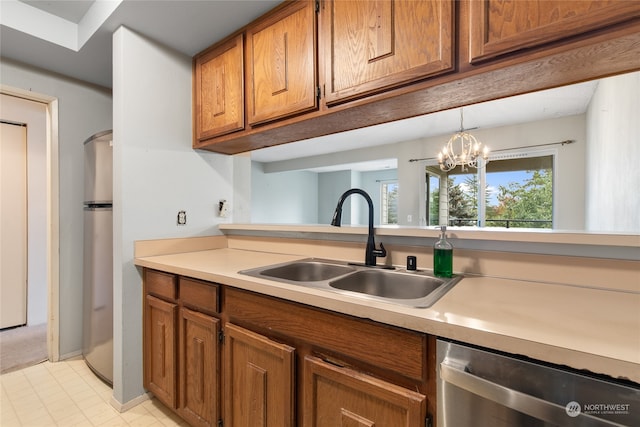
438;108;489;171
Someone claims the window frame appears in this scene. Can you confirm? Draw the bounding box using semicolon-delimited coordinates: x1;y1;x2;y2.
422;148;557;229
380;179;399;225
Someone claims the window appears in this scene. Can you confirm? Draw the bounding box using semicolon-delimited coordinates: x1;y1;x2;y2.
381;181;398;225
426;153;554;228
426;173;441;226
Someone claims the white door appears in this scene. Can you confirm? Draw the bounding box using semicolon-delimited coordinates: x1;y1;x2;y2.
0;122;28;329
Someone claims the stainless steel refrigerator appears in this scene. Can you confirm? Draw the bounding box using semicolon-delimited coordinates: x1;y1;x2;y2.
83;130;113;385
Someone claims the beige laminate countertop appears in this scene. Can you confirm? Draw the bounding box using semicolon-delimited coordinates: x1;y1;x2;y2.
135;247;640;384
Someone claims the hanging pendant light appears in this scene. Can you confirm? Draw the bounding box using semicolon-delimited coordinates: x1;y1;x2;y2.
438;108;489;171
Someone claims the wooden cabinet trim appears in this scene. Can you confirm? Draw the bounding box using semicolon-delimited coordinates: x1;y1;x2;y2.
469;0;640;63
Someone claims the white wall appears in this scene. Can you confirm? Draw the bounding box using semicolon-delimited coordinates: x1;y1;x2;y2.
112;26;241;405
318;170;353;224
586;72;640;232
0;59;113;354
253;166;399;226
251;162;318;223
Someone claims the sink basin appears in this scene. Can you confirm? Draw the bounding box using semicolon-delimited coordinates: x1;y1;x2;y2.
259;261;355;282
329;269;445;300
239;258;461;308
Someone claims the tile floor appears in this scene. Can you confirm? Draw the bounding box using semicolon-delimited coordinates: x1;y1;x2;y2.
0;358;187;426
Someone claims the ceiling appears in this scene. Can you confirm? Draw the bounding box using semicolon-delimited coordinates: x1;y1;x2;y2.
1;0;598;166
1;0;280;88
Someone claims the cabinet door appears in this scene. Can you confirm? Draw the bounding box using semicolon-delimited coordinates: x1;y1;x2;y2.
179;308;220;427
321;0;453;105
224;323;295;427
246;0;317;125
303;356;426;427
469;0;640;63
144;295;178;408
194;34;244;141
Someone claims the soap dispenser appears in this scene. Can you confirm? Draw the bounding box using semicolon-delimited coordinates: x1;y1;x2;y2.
433;225;453;277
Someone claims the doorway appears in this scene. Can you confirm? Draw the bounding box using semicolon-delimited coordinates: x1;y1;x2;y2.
0;90;59;365
0;122;28;329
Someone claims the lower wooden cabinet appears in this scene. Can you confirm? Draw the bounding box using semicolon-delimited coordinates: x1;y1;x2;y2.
179;308;220;427
144;295;177;408
224;323;295;427
142;268;435;426
303;356;427;427
143;271;221;427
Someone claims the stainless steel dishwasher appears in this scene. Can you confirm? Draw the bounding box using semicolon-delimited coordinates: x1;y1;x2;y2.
437;339;639;427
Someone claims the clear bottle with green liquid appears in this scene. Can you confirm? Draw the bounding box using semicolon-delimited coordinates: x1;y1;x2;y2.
433;225;453;277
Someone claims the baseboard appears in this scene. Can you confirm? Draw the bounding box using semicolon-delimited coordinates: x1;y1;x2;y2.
110;392;151;413
59;349;82;360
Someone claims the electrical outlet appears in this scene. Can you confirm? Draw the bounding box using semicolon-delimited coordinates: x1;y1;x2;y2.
219;200;229;218
407;214;413;223
177;210;186;226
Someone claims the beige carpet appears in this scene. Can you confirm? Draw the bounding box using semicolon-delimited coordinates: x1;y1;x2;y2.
0;324;48;374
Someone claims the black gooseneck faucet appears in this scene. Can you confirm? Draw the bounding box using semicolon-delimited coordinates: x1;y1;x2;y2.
331;188;387;267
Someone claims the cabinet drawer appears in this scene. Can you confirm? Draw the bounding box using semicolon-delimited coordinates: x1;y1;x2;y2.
145;269;177;301
180;277;219;314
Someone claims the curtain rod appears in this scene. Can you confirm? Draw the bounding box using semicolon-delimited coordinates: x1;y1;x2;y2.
407;139;575;163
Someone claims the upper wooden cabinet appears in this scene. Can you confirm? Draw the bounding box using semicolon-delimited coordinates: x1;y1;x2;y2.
469;0;640;63
246;0;318;125
194;34;244;142
192;0;638;154
320;0;454;105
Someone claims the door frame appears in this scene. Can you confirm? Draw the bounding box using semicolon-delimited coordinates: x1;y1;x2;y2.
1;85;60;362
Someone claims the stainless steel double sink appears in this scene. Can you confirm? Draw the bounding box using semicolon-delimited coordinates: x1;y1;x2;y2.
239;258;462;308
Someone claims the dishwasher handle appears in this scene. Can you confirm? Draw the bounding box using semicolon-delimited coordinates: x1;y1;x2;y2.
439;360;625;427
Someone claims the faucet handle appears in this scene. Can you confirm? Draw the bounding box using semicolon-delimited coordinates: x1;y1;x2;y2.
373;242;387;258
